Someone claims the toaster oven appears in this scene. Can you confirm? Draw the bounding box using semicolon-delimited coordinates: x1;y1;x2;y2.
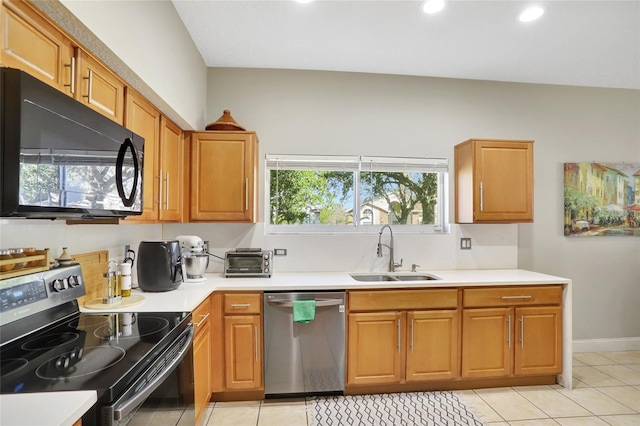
224;249;272;277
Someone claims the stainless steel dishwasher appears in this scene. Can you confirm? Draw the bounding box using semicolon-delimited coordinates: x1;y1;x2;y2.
263;291;345;397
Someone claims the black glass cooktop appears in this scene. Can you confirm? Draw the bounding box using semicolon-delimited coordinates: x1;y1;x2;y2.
0;311;190;400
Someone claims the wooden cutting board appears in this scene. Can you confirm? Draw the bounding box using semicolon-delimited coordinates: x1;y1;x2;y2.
72;250;109;305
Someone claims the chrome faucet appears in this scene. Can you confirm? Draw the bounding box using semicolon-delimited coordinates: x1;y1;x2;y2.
377;224;402;272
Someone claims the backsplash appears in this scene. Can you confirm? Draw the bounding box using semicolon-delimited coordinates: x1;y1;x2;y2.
0;219;518;277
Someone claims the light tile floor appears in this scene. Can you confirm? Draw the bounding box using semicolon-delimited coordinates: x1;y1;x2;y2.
201;351;640;426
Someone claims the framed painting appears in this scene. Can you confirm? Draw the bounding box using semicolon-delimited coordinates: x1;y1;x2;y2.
564;163;640;236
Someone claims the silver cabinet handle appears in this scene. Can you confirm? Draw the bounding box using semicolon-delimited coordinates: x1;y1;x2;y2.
410;319;414;353
193;312;209;327
480;181;484;212
254;325;258;361
164;172;170;209
397;319;401;353
267;298;342;308
83;69;93;103
156;169;163;207
507;315;512;348
230;303;251;308
520;314;524;347
245;178;249;211
501;295;533;300
63;56;75;94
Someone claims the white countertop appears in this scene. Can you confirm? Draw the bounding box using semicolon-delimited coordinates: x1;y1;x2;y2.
0;391;96;426
4;268;571;426
81;268;572;314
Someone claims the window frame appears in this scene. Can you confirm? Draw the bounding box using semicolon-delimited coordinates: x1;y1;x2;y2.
265;154;449;235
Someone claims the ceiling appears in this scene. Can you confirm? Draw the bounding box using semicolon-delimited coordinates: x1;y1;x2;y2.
172;1;640;90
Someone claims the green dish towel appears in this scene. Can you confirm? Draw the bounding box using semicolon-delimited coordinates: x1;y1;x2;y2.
293;300;316;323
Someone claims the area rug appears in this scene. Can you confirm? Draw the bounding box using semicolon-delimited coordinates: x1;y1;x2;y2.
307;391;485;426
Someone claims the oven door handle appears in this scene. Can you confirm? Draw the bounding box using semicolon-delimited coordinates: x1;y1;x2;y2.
112;326;194;422
267;298;343;308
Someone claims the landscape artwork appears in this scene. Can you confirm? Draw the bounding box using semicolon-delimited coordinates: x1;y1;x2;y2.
564;163;640;236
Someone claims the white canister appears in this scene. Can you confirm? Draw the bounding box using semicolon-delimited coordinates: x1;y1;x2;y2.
119;262;132;297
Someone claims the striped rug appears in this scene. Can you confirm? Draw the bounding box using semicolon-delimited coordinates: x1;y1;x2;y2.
307;391;485;426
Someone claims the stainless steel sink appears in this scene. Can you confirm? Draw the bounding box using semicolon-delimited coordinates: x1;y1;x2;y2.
350;274;397;282
393;274;440;281
349;273;441;282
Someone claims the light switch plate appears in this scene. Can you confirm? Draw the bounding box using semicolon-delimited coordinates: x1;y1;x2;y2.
460;238;472;250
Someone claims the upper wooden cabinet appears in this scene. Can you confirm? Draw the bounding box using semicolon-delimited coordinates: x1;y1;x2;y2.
455;139;534;223
1;0;75;95
1;0;126;124
189;131;258;222
75;50;125;124
124;90;183;223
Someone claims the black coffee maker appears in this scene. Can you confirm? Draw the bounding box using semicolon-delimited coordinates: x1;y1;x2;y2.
137;240;183;292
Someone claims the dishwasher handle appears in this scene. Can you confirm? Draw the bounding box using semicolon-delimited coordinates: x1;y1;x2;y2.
267;298;343;308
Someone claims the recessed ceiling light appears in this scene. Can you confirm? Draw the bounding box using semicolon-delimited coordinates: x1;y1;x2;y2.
519;6;545;22
295;0;315;4
422;0;445;14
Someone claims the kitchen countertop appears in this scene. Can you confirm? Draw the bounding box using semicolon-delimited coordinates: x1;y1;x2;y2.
0;391;96;426
3;269;571;426
80;268;572;314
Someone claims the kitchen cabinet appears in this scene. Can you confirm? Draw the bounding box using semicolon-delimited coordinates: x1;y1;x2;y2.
461;286;562;379
192;297;211;424
124;90;184;223
347;289;459;386
222;293;263;391
189;131;258;222
76;49;125;124
1;0;75;95
1;0;126;124
455;139;534;223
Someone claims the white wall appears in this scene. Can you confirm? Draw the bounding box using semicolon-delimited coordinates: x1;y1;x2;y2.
171;68;639;342
58;0;207;130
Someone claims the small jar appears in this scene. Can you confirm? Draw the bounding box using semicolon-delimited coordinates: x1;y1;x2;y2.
0;249;15;272
119;263;132;297
10;248;27;270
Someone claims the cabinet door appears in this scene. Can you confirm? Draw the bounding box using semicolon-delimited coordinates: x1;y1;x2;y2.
1;0;75;95
347;312;403;385
474;140;533;222
224;315;262;390
514;306;562;376
193;297;211;423
124;91;160;222
406;310;459;382
190;132;257;222
76;50;124;124
158;117;183;221
461;308;511;378
193;319;211;423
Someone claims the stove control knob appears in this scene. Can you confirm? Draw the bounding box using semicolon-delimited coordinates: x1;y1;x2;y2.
52;279;67;292
67;275;81;287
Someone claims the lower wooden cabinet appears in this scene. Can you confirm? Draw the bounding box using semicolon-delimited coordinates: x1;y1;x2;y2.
224;314;262;390
347;289;460;387
192;297;211;424
461;286;563;379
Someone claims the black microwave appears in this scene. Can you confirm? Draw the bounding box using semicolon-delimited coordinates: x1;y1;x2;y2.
0;67;144;219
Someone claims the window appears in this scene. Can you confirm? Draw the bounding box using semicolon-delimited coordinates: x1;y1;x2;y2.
265;154;448;234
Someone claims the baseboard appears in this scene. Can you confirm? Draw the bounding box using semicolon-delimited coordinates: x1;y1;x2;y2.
573;337;640;353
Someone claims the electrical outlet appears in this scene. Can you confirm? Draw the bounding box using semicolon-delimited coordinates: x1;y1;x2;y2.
460;238;472;250
274;248;287;256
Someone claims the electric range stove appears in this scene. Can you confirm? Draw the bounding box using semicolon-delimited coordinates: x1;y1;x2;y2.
0;265;195;426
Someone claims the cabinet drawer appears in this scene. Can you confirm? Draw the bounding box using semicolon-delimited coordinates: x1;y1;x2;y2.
224;293;262;314
463;286;562;307
193;297;211;332
349;289;458;312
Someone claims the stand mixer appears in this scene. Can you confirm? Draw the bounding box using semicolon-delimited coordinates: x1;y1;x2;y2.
176;235;209;282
